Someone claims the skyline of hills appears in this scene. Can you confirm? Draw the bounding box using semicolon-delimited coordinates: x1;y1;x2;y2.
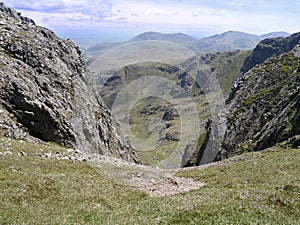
85;30;290;59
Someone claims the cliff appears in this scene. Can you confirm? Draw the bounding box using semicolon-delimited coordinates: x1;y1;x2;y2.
0;3;140;163
221;35;300;158
241;32;300;73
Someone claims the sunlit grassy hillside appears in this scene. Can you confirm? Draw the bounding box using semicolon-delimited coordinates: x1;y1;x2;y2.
0;134;299;224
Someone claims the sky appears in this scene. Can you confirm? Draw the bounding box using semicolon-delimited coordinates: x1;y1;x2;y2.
3;0;300;43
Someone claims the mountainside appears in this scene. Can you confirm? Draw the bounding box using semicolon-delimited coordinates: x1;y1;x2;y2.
0;3;140;162
241;32;300;72
87;27;299;166
90;50;249;166
96;62;202;167
220;35;300;158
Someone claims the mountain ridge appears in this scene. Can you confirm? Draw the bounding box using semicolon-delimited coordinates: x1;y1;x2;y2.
131;31;198;43
241;32;300;72
86;30;290;60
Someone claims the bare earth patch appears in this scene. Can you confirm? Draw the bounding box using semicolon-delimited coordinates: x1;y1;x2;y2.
126;151;269;197
129;174;204;197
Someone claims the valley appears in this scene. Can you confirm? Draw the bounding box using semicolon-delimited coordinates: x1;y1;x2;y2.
0;3;299;224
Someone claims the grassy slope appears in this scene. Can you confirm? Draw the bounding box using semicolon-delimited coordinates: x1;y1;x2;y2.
0;134;299;224
129;96;205;166
213;50;250;94
104;50;249;166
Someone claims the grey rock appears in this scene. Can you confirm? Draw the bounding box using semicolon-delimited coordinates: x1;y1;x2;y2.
44;153;52;158
150;179;157;184
5;150;12;155
221;39;300;158
241;32;300;73
0;3;35;25
18;151;27;156
0;3;141;163
69;155;76;161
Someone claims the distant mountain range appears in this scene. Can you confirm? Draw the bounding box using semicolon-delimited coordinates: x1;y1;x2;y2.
85;31;290;60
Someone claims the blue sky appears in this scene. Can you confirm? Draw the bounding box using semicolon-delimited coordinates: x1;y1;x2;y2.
3;0;300;41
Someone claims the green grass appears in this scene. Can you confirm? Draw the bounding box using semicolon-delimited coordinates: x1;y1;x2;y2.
98;51;248;166
137;141;179;165
0;134;299;224
128;96;197;166
212;50;250;94
176;147;300;224
126;94;213;167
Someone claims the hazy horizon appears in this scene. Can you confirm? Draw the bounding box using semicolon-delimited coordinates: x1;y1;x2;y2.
52;27;292;48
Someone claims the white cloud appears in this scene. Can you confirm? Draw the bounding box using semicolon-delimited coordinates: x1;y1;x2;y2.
5;0;112;13
3;0;115;27
192;11;200;17
2;0;299;34
212;10;228;16
223;1;246;7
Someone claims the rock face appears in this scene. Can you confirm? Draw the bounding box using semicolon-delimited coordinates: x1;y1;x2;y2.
241;32;300;73
0;3;35;25
221;35;300;158
0;3;140;163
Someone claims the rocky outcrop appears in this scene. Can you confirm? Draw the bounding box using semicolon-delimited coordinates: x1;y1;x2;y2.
0;2;35;25
0;104;40;143
221;42;300;158
241;32;300;73
0;3;140;163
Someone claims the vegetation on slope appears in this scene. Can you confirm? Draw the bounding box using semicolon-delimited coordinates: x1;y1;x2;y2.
0;134;299;224
222;47;300;158
96;50;249;166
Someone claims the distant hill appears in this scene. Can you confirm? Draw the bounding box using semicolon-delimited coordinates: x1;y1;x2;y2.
85;30;290;60
86;31;199;60
131;31;197;43
195;31;259;52
194;31;290;52
259;31;290;39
